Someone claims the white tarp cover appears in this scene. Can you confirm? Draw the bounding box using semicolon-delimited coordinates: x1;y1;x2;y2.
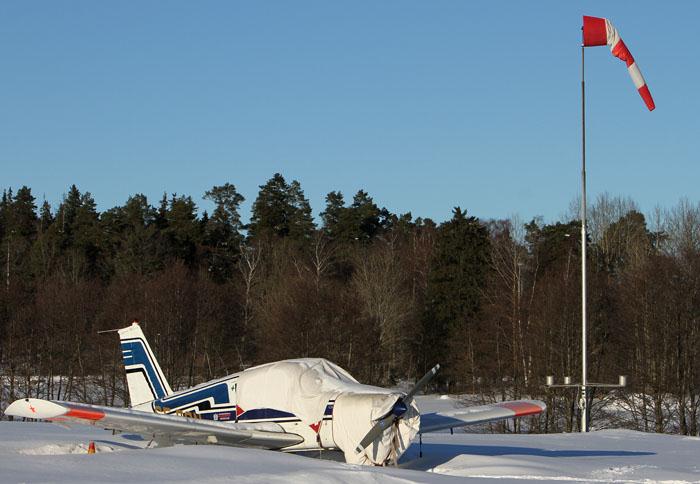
333;392;419;465
235;358;420;464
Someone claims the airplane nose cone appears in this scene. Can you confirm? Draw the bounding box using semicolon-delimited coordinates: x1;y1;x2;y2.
332;392;420;465
391;400;408;418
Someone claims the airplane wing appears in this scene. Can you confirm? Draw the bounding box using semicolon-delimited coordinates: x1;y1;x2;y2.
5;398;303;449
419;399;545;433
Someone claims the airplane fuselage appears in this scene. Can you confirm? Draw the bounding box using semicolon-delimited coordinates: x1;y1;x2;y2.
136;371;337;451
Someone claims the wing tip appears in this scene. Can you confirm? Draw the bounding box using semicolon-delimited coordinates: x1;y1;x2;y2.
497;400;546;417
4;398;67;420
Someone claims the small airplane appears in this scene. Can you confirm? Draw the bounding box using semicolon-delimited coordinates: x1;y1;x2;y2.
5;321;545;465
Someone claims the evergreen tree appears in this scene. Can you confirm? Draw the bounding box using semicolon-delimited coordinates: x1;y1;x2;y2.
31;200;59;280
203;183;245;249
525;219;581;274
1;186;38;289
321;191;345;238
0;190;8;242
349;190;382;242
320;189;387;244
39;200;53;234
60;185;82;242
101;194;159;275
248;173;314;242
10;186;37;239
422;207;490;385
162;194;201;264
156;193;169;230
203;183;245;279
0;189;12;244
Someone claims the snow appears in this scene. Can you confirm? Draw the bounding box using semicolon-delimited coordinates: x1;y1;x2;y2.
2;395;700;483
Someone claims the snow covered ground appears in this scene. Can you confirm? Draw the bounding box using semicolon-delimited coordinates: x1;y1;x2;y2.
2;395;699;483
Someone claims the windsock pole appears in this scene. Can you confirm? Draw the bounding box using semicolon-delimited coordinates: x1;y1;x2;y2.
580;36;589;434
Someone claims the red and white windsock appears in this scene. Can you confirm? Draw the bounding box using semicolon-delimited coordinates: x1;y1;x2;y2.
583;16;655;111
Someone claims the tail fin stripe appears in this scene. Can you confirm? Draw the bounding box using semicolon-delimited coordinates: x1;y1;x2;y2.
118;322;173;408
121;338;168;399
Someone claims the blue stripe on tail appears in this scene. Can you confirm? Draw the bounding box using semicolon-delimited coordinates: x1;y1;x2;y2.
121;338;167;399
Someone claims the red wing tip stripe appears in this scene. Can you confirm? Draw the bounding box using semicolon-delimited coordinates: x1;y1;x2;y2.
64;407;105;421
497;402;544;417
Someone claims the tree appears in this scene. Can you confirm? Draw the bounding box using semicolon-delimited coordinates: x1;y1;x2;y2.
348;190;383;243
320;191;345;239
248;173;314;243
483;218;530;405
422;207;490;388
2;187;38;290
100;194;159;276
320;189;386;244
161;194;201;265
352;237;411;382
203;183;245;280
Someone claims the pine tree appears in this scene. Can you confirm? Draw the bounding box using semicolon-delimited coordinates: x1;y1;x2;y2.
31;200;59;280
0;190;7;243
422;207;490;387
321;191;345;239
1;186;38;289
10;186;37;239
203;183;245;279
101;194;159;275
163;194;201;265
320;189;387;244
203;183;245;249
39;200;53;233
248;173;314;242
350;190;382;242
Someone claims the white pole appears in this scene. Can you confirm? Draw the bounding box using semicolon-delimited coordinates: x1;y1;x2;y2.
580;40;588;433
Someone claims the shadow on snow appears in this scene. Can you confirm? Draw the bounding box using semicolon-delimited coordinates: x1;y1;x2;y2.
399;441;655;469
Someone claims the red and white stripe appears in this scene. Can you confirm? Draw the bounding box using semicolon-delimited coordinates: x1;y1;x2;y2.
583;16;655;111
5;398;106;422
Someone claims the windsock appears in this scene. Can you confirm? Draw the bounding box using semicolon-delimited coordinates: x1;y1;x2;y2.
583;16;655;111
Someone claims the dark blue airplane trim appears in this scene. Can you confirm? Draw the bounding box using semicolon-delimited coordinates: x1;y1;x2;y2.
121;337;167;399
161;375;238;401
154;382;230;410
238;408;296;421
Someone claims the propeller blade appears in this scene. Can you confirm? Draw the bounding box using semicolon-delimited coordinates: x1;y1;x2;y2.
355;413;395;454
354;364;440;455
403;364;440;404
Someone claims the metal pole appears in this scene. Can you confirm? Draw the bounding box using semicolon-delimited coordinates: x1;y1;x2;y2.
580;39;588;433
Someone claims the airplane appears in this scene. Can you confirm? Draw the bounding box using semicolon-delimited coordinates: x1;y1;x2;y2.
5;321;545;465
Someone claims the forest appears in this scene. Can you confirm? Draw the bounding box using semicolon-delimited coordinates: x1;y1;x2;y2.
1;173;699;436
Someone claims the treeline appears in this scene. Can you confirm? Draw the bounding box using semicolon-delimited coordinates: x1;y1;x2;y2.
1;174;699;435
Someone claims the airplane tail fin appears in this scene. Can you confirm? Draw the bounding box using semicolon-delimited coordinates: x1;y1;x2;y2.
118;321;173;407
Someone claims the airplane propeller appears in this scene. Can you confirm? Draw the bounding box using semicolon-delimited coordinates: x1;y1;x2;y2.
354;364;440;455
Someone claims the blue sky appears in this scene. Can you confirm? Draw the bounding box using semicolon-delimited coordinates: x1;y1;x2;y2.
1;1;697;224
